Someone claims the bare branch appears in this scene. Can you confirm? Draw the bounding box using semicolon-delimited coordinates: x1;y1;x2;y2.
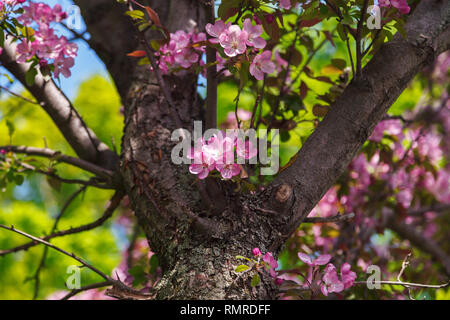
61;280;113;300
1;145;114;179
354;280;450;289
407;204;450;216
386;213;450;276
10;158;113;189
303;212;355;223
355;0;370;78
31;186;87;299
204;0;217;130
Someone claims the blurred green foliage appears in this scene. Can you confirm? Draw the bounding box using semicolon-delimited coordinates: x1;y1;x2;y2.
0;75;122;299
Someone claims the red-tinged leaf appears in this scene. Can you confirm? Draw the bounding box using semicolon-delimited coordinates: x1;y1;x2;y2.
145;6;162;27
314;76;335;84
189;40;209;48
127;50;147;58
300;18;322;28
312;104;329;117
221;7;239;21
323;30;335;47
300;81;308;100
321;65;342;75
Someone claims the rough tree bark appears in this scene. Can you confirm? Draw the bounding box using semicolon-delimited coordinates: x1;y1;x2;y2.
2;0;449;299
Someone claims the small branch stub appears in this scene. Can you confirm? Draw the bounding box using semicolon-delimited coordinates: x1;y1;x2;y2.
275;184;292;203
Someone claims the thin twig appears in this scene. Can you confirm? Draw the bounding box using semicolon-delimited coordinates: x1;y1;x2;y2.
9;158;113;189
354;280;450;289
0;85;40;105
128;2;183;130
30;186;87;299
0;192;124;256
204;0;217;130
303;212;355;223
355;0;369;78
61;280;113;300
0;145;114;179
0;224;110;280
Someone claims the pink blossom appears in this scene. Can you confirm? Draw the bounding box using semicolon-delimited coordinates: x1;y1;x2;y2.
205;20;230;44
378;0;410;14
298;252;331;266
391;0;410;14
340;263;357;289
252;248;262;256
275;277;284;286
219;25;248;57
236;139;258;160
250;50;275;80
370;119;403;142
189;162;215;179
378;0;391;6
215;162;241;179
14;2;78;78
221;109;252;129
263;252;278;278
157;30;205;73
53;55;74;78
321;263;344;296
242;19;266;49
278;0;292;10
274;50;288;73
16;40;35;63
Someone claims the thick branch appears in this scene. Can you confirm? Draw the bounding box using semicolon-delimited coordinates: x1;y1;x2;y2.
0;39;119;170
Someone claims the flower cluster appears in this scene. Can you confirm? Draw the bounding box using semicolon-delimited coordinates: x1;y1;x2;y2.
252;248;284;285
188;132;257;180
378;0;410;14
156;30;206;74
205;19;275;80
278;0;292;10
0;0;26;8
302;96;450;282
298;253;357;296
13;2;78;78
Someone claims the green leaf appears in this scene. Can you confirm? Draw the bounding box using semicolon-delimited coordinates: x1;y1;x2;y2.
46;176;61;192
239;61;249;88
250;274;260;287
125;10;145;20
331;58;347;70
235;264;250;273
14;175;24;186
5;119;15;139
149;254;159;274
129;265;146;286
25;66;37;86
235;255;252;262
